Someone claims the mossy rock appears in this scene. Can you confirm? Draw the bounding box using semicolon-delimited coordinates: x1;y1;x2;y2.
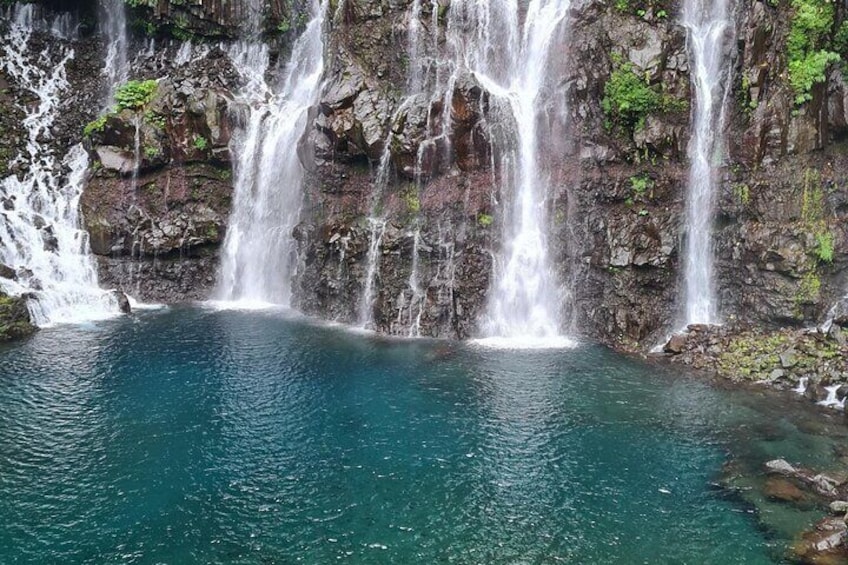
0;292;36;342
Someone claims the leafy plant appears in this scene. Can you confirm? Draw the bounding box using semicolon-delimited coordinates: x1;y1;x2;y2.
477;213;494;227
192;135;209;151
83;114;108;137
602;60;662;133
786;0;840;105
816;231;834;263
630;174;652;196
402;189;420;214
115;79;158;112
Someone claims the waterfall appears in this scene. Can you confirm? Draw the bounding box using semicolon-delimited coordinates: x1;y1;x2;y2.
358;218;387;326
99;0;128;103
215;0;328;307
681;0;733;325
452;1;573;347
0;5;120;326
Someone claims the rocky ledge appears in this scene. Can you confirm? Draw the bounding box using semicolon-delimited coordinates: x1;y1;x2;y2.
0;290;35;342
660;323;848;411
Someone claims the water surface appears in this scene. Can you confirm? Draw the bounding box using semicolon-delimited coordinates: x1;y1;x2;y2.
0;307;845;563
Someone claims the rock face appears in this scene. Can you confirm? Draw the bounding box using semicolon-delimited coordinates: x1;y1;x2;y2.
80;46;238;302
0;292;36;342
2;0;848;345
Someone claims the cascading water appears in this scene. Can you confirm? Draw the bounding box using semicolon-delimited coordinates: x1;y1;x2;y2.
448;1;573;346
215;0;328;306
99;0;128;103
357;1;572;343
681;0;734;325
0;5;119;325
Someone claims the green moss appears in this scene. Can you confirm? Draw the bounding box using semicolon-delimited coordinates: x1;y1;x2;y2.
798;271;822;303
477;213;494;227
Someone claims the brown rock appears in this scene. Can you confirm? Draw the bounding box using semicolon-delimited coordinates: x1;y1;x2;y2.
764;477;811;505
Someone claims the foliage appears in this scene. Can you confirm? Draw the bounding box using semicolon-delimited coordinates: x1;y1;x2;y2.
83;115;108;138
602;56;683;137
629;174;652;196
477;213;494;227
602;60;662;133
733;183;751;205
789;51;840;105
144;110;166;129
402;189;420;214
192;135;209;151
115;80;158;112
801;168;824;224
787;0;840;105
815;231;834;263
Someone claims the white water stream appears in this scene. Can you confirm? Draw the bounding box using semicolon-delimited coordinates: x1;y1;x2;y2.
215;0;327;307
100;0;129;103
0;5;120;325
448;1;573;347
681;0;733;325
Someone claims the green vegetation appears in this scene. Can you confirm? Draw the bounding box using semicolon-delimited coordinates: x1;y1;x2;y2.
733;183;751;205
613;0;670;19
115;80;158;112
602;56;684;137
144;110;166;129
192;135;209;151
815;231;834;263
83;115;108;138
630;174;652;196
477;213;494;228
402;189;421;214
787;0;840;105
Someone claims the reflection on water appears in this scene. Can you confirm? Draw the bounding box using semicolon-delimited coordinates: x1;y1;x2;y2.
0;307;845;564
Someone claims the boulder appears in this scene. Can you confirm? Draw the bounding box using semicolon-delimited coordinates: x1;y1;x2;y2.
111;290;131;314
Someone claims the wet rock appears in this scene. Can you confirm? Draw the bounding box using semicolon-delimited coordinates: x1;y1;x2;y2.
0;291;36;342
792;517;848;564
766;459;799;476
0;264;16;280
664;334;687;354
111;290;131;314
830;501;848;515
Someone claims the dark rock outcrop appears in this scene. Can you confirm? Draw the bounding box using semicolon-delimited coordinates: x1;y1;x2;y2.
0;292;36;342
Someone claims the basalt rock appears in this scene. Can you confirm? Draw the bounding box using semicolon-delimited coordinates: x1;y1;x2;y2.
0;291;36;342
81;49;237;302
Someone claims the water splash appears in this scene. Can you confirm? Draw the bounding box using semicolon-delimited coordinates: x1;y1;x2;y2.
681;0;734;325
0;5;119;325
215;1;328;307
